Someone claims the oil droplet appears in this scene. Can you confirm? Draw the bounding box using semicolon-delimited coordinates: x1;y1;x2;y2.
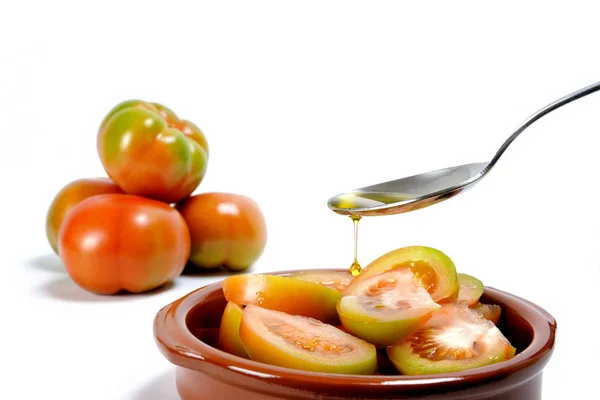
350;261;361;276
256;291;265;306
349;215;362;276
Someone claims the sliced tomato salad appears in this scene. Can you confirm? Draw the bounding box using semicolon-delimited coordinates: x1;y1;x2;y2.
216;245;517;376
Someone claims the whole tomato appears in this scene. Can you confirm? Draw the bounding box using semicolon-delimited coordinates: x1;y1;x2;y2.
58;194;190;294
97;100;209;203
178;192;267;271
46;178;123;254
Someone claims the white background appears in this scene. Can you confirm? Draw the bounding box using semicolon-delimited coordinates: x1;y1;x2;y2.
1;1;599;399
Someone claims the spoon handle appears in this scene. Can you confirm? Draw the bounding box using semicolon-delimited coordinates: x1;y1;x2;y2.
486;80;600;173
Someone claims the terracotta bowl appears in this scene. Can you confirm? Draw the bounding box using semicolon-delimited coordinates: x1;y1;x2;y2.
153;269;556;400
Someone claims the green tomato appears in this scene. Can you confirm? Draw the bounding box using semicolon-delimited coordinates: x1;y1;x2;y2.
97;100;208;203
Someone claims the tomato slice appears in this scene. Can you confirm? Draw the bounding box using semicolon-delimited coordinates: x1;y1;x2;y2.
218;302;248;358
350;246;459;303
239;305;377;374
337;268;441;347
456;273;484;306
288;270;355;292
387;303;516;375
222;274;341;324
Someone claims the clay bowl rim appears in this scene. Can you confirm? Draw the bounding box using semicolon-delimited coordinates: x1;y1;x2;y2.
154;268;557;393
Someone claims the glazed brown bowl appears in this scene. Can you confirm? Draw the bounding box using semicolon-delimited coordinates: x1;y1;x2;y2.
153;269;556;400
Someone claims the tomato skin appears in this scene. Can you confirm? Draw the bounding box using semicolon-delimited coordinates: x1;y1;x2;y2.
178;192;267;271
57;194;190;294
457;273;484;306
151;102;209;155
288;270;354;292
97;99;209;203
218;302;248;358
46;178;123;254
223;274;341;324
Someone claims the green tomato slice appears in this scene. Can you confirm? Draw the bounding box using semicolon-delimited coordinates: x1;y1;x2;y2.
218;301;248;358
456;273;484;306
350;246;459;303
223;274;342;324
337;268;441;348
288;270;355;292
387;303;516;375
473;303;502;325
239;305;377;375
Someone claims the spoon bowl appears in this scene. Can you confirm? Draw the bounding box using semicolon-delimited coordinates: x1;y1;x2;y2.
327;162;487;216
328;80;600;216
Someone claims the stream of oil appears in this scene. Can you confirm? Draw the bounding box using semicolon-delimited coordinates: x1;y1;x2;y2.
337;192;412;276
349;215;362;276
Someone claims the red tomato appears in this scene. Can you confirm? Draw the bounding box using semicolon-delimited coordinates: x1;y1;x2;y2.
178;192;267;271
58;194;190;294
46;178;123;254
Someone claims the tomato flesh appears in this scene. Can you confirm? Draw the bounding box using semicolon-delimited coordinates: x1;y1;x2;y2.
351;246;459;303
474;303;502;325
223;274;341;324
289;270;354;292
218;302;248;358
337;269;440;347
387;303;516;375
457;273;484;306
239;305;377;374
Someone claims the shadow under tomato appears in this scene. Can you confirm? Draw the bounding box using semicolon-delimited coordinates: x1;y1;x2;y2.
128;369;178;400
27;254;67;274
38;276;176;302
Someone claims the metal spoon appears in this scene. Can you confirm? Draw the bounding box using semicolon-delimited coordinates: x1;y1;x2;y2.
328;80;600;216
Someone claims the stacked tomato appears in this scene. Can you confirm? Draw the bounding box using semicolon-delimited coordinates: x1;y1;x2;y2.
46;100;267;294
218;246;515;375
